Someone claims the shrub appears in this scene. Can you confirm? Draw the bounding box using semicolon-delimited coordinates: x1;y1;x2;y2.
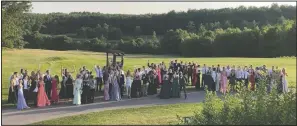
178;79;296;125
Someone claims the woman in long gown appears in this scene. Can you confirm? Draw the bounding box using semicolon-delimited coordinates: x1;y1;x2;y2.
131;70;141;98
171;72;180;98
216;69;221;92
8;75;17;104
159;73;171;99
156;66;162;87
111;72;121;101
281;68;289;93
73;75;83;105
59;75;66;99
192;65;197;86
37;77;51;107
229;70;236;92
147;71;157;95
65;74;74;100
220;67;228;94
196;67;201;90
126;71;133;98
29;75;38;106
103;70;110;101
51;75;59;104
249;69;256;91
17;80;30;110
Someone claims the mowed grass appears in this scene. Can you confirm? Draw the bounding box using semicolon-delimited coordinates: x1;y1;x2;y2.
33;103;202;125
2;49;296;101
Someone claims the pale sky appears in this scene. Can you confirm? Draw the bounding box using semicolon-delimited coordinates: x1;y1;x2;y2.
31;2;296;14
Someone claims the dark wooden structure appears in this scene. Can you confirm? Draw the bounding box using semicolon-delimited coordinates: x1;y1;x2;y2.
106;50;125;67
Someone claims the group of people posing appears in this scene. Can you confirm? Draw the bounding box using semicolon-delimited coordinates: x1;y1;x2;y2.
7;60;289;110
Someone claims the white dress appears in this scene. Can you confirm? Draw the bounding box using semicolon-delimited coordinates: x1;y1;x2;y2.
216;72;221;91
73;78;82;105
281;73;289;93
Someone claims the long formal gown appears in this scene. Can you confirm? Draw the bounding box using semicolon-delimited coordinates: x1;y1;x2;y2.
17;85;29;110
8;79;17;104
65;77;74;99
157;68;162;85
51;79;59;103
192;68;197;86
249;72;255;91
104;79;110;101
147;75;157;95
37;81;51;107
281;73;289;93
73;78;82;105
220;71;228;94
171;75;180;98
195;71;201;90
216;72;221;91
59;76;66;99
159;75;171;99
111;76;120;101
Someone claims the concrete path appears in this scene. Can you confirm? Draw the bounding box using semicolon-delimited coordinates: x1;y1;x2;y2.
2;91;211;125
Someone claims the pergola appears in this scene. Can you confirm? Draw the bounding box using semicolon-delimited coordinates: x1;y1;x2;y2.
105;49;125;67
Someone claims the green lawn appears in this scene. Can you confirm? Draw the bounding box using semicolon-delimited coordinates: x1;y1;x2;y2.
2;49;296;103
33;103;202;125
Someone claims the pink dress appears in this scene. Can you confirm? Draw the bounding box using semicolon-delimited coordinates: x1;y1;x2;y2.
220;71;228;94
157;68;162;84
51;79;59;103
37;81;51;107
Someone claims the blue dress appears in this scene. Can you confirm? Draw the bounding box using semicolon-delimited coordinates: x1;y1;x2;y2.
17;86;29;110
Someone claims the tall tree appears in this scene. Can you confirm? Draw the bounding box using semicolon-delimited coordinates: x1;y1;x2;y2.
2;1;32;48
186;21;197;33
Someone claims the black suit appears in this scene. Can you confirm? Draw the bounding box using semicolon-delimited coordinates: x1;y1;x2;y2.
43;75;52;99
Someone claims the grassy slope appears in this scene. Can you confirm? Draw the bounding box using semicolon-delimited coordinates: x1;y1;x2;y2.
33;103;202;125
2;49;296;100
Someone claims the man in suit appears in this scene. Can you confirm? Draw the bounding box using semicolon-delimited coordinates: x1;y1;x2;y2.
44;70;52;99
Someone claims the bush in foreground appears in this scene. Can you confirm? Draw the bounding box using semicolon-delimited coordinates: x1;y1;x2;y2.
179;80;296;125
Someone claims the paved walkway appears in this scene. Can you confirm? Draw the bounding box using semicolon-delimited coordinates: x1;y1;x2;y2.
2;91;211;125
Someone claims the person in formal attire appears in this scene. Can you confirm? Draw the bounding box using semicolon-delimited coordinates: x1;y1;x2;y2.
17;80;30;110
156;65;162;88
171;71;180;98
215;68;221;92
141;70;149;97
159;71;171;99
94;65;103;92
81;73;90;104
8;73;18;104
205;69;213;91
59;72;67;99
43;70;52;99
211;68;217;92
187;63;193;86
73;74;83;105
192;65;197;87
220;67;228;94
51;75;59;104
196;65;201;90
179;72;187;99
29;74;38;106
126;70;133;98
201;64;208;88
119;69;125;98
281;68;289;93
108;70;113;99
103;68;110;101
249;69;256;91
111;72;121;101
37;76;51;107
65;73;74;100
229;69;236;92
242;67;249;89
22;75;30;105
89;75;96;103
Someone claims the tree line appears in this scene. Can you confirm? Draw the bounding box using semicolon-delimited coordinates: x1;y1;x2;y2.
2;2;296;57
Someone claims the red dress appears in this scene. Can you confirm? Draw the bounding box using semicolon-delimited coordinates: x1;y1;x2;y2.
192;68;197;86
37;81;51;107
51;79;59;103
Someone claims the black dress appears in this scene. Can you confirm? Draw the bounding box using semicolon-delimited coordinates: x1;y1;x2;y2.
65;77;74;99
147;74;157;95
29;79;38;106
81;80;90;104
196;72;201;90
8;84;17;104
131;77;141;98
159;79;171;99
